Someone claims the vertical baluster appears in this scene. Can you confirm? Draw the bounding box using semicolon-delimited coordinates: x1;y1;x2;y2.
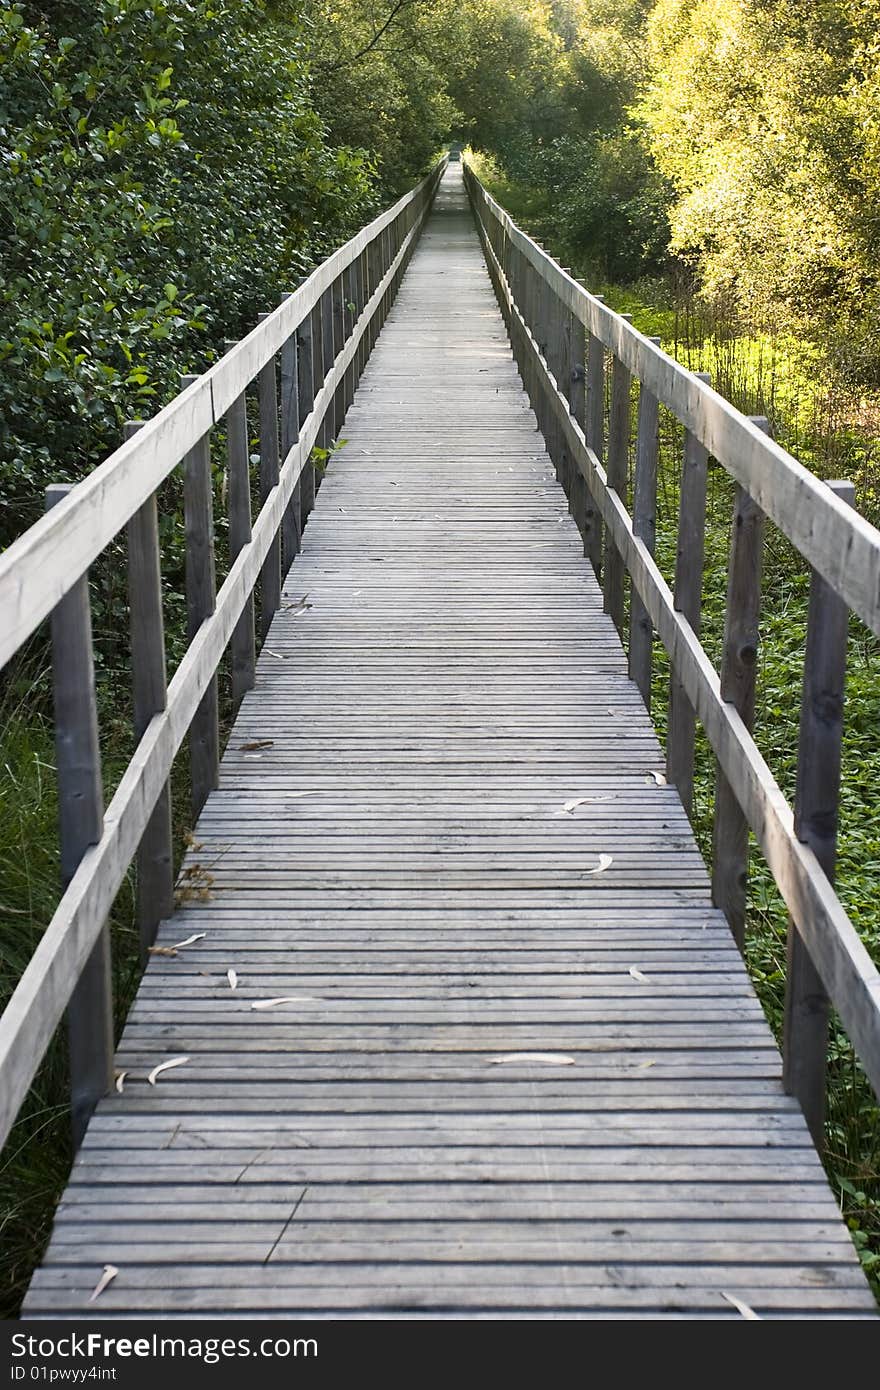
342;263;356;410
628;337;662;706
332;273;346;433
558;293;575;503
225;378;256;705
584;304;605;575
666;372;711;815
257;321;281;638
711;416;769;950
46;484;114;1146
181;375;219;822
125;424;174;962
533;267;551;457
321;285;335;447
355;249;367;379
568;294;587;539
603;324;633;636
279;305;301;572
783;479;855;1148
366;240;379;355
297;309;316;529
524;259;538;402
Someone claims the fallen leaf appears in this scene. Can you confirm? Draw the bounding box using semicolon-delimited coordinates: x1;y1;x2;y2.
557;797;592;815
721;1291;760;1320
489;1052;575;1066
169;932;207;951
147;945;178;957
287;791;321;800
89;1265;118;1303
283;594;311;613
114;1071;127;1094
240;740;274;752
147;1056;190;1086
634;1060;656;1070
263;649;286;660
251;996;321;1010
227;969;238;991
586;853;613;875
647;770;667;786
629;967;650;984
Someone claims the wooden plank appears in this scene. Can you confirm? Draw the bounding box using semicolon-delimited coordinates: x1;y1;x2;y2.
584;314;604;574
124;422;174;959
279;299;301;571
783;480;855;1146
181;380;219;822
225;383;256;707
666;373;710;816
628;339;661;708
602;334;632;635
257;319;282;639
712;426;767;951
46;485;114;1148
297;309;316;529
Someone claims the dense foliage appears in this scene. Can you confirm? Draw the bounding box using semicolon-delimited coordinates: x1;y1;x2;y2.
1;0;880;1312
0;0;378;545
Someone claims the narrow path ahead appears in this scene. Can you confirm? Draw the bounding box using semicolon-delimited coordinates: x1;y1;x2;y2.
25;165;876;1318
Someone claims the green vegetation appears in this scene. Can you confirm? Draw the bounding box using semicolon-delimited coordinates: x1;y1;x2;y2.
2;0;880;1311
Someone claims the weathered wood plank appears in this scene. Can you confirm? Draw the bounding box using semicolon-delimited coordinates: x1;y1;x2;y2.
46;485;114;1149
783;480;855;1146
124;422;174;958
21;163;875;1322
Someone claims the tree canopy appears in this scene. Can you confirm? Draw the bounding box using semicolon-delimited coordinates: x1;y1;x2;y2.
3;0;880;546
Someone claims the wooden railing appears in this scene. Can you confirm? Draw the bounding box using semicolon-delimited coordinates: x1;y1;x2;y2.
0;158;447;1151
464;160;880;1147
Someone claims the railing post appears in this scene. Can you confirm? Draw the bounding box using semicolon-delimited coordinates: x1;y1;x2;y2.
567;294;587;539
545;276;568;491
321;285;335;447
332;273;346;434
342;263;356;411
279;302;301;572
557;288;575;504
603;323;633;636
783;479;855;1148
257;316;282;638
355;249;367;379
297;308;316;530
667;372;711;816
181;375;219;822
628;338;662;706
585;306;605;576
224;367;256;706
46;484;114;1147
711;416;768;950
124;423;174;961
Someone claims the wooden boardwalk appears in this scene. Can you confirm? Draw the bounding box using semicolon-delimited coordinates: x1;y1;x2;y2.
25;165;877;1318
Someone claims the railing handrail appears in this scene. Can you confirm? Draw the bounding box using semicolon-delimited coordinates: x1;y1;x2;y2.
0;157;447;1151
467;172;880;642
0;162;446;671
463;159;880;1119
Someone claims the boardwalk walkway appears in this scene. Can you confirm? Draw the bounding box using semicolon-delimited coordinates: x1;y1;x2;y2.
25;166;877;1317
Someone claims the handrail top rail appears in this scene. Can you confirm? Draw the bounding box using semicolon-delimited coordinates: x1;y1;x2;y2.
0;158;448;672
464;162;880;641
